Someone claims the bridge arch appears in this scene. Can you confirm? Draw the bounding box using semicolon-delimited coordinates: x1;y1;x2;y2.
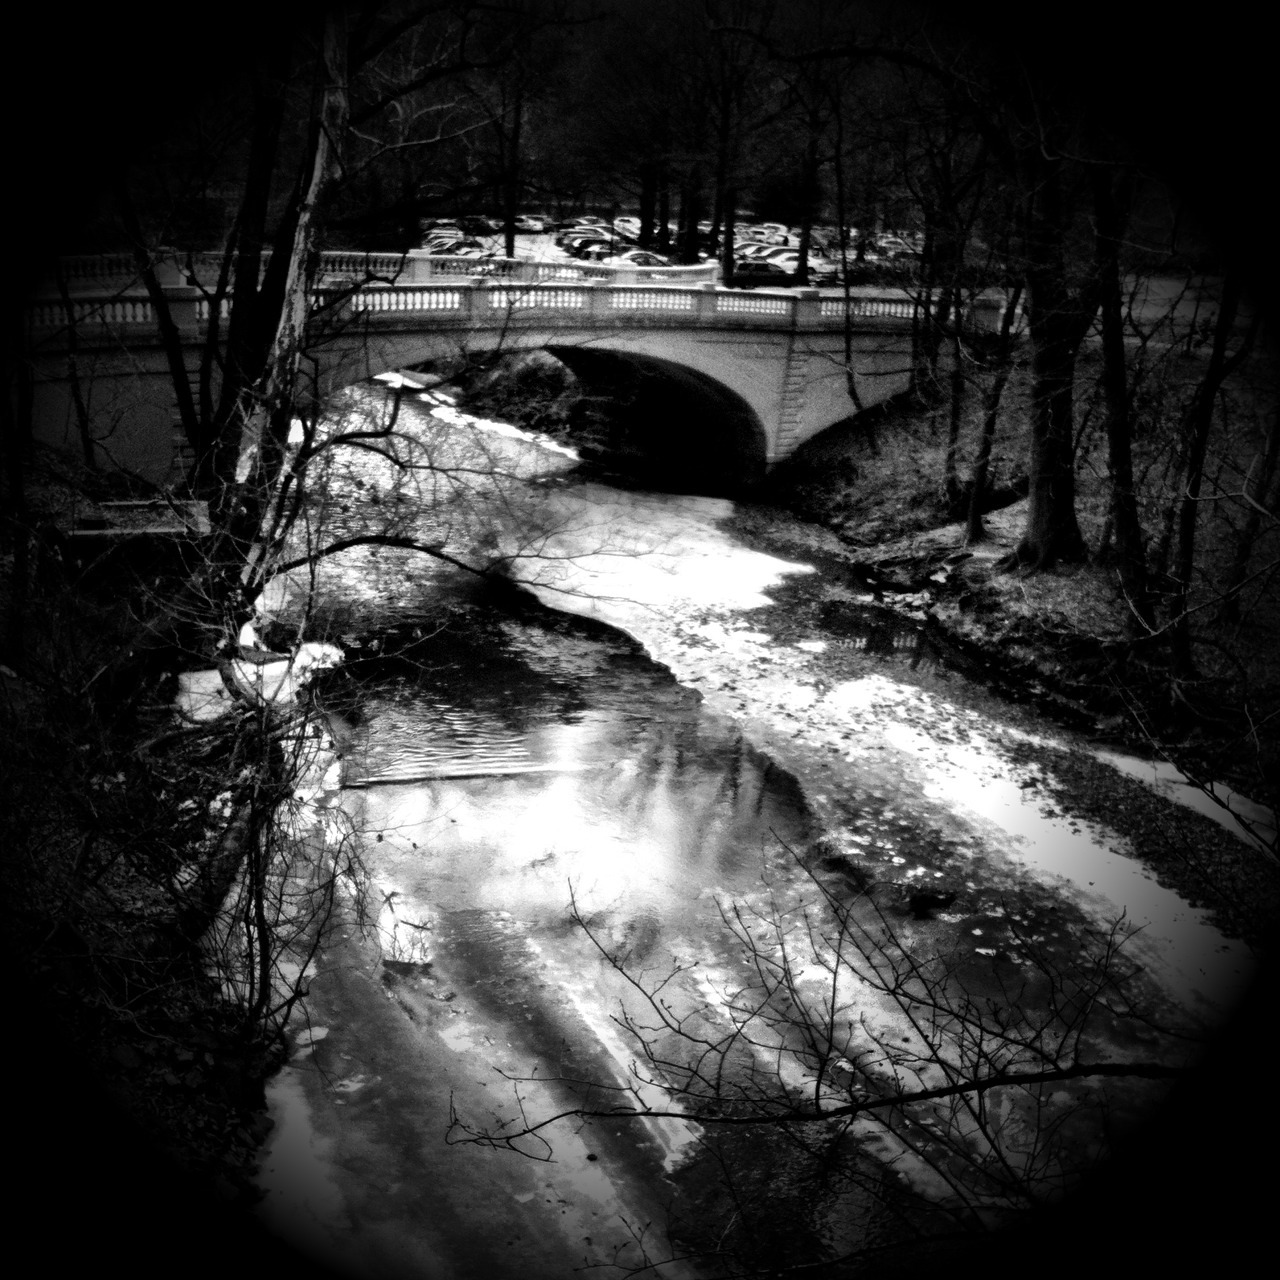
30;264;941;484
544;346;768;493
344;328;772;495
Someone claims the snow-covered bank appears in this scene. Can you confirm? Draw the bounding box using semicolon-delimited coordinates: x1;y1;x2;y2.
499;480;1262;1023
1093;748;1277;855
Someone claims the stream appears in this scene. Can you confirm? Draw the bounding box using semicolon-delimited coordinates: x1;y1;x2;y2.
253;381;1264;1278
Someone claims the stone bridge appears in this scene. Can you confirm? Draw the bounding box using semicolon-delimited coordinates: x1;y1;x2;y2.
26;250;1005;491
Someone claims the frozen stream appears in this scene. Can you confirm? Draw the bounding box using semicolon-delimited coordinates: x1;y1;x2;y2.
256;383;1264;1277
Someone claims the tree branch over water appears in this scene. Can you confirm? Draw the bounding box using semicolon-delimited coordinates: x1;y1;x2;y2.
448;852;1195;1233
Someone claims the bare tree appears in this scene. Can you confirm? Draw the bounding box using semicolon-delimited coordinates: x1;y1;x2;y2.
448;847;1189;1273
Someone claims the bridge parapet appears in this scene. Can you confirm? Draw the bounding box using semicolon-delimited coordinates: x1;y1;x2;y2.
30;253;1022;344
27;275;935;337
340;278;881;331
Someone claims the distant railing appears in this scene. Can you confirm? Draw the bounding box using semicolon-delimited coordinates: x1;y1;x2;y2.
27;295;157;328
41;249;721;294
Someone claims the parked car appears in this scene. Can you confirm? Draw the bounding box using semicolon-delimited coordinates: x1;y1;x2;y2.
553;216;612;237
514;214;549;233
425;236;485;255
601;249;671;267
872;233;924;261
768;251;839;283
555;222;611;248
457;215;501;236
726;260;802;288
565;234;615;257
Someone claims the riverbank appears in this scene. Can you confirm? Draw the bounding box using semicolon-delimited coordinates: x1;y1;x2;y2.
716;494;1280;952
9;383;1277;1276
459;456;1276;1273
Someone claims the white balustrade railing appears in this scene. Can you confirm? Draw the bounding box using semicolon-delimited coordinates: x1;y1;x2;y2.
347;284;467;314
822;294;918;321
52;253;140;285
607;287;698;313
41;249;722;292
715;291;794;317
30;256;940;336
195;297;232;322
28;296;157;329
317;251;411;279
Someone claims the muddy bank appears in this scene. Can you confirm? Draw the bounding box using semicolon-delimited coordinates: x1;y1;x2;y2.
717;497;1280;953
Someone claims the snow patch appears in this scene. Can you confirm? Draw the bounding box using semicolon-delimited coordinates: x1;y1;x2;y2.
1094;748;1277;854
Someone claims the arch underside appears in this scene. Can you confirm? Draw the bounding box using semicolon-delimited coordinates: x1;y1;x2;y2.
339;328;772;496
330;322;915;493
545;345;768;494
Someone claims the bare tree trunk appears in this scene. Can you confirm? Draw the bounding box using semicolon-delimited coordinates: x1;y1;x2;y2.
52;270;98;471
678;174;705;264
1094;168;1153;632
638;160;658;249
1004;157;1094;571
501;80;523;261
2;325;32;663
943;307;965;514
1219;410;1279;623
966;282;1022;543
830;86;865;421
793;110;823;286
1169;271;1248;672
230;11;349;596
720;188;737;286
1012;311;1088;568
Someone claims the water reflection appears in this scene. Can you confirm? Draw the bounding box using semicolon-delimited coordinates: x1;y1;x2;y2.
333;600;812;928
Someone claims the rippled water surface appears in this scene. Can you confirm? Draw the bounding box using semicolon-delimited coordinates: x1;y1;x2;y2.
336;602;815;924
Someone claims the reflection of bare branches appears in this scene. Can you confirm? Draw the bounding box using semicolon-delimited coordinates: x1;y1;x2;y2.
448;847;1188;1270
